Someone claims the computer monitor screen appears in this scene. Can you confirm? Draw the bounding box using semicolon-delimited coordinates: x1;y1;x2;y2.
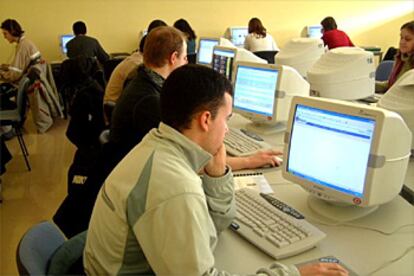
232;62;309;134
212;46;237;80
288;105;375;198
231;27;248;47
60;34;74;55
234;63;278;118
282;96;412;221
197;37;220;66
307;25;322;38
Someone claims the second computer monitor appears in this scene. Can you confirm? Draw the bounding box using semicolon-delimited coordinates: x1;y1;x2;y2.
197;37;220;66
233;61;310;134
307;25;322;38
60;34;75;55
212;46;238;80
230;27;248;47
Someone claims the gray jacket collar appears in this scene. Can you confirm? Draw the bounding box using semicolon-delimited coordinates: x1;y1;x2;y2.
152;123;212;173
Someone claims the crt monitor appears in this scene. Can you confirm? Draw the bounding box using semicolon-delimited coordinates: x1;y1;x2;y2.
230;27;248;47
212;46;238;80
307;25;322;38
232;61;310;134
307;47;375;100
60;34;74;55
196;37;220;66
377;69;414;151
275;37;325;78
282;96;412;222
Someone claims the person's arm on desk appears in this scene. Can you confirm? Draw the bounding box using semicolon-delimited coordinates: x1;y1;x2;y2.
227;149;283;170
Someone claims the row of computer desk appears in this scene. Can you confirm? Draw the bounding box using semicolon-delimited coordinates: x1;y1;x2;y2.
214;113;414;275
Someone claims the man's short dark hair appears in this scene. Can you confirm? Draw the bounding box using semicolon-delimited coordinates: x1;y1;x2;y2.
73;21;87;35
161;64;233;131
1;19;24;37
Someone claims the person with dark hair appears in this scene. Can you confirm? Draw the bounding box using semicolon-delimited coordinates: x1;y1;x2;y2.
244;17;279;52
0;19;41;85
320;16;354;49
66;20;109;64
376;20;414;93
0;19;42;137
84;64;348;276
138;19;167;53
173;18;197;55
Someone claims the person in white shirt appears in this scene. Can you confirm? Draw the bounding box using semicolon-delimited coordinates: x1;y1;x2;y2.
244;17;279;52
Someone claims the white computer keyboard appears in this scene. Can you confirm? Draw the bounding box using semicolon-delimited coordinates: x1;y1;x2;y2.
231;188;326;259
224;127;272;156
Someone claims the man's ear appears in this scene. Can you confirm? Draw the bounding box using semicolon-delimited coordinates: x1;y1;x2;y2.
197;110;212;132
169;51;178;65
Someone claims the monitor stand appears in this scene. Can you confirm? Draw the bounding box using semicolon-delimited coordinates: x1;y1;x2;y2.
246;121;286;135
307;196;379;222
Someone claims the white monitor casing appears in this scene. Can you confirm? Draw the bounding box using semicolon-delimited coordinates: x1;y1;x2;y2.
275;37;325;77
307;47;376;100
377;69;414;150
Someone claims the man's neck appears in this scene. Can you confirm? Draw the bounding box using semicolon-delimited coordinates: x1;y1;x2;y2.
149;65;171;79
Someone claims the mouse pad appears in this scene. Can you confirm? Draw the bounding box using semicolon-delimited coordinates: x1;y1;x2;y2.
295;256;359;276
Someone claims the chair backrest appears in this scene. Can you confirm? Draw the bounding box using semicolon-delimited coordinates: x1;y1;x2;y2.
16;221;65;275
376;60;394;81
383;47;398;61
15;77;31;123
253;51;278;64
103;58;125;81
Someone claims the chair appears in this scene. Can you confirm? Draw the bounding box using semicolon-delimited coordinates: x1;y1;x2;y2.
103;58;125;81
253;51;278;64
16;221;65;275
0;77;31;171
375;60;394;81
383;47;398;61
17;221;87;275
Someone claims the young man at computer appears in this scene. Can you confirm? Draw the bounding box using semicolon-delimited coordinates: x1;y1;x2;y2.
66;21;109;65
110;26;282;170
84;64;348;276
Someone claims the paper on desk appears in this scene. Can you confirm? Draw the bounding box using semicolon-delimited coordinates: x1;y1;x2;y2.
233;173;273;194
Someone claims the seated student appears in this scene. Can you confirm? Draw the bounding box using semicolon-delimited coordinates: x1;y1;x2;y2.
110;26;281;170
320;16;354;49
0;19;40;119
376;20;414;93
138;19;167;53
66;21;109;65
103;51;143;104
173;18;197;55
244;17;279;52
84;64;348;276
0;19;41;87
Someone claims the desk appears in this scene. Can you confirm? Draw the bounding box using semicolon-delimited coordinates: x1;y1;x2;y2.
216;114;414;275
